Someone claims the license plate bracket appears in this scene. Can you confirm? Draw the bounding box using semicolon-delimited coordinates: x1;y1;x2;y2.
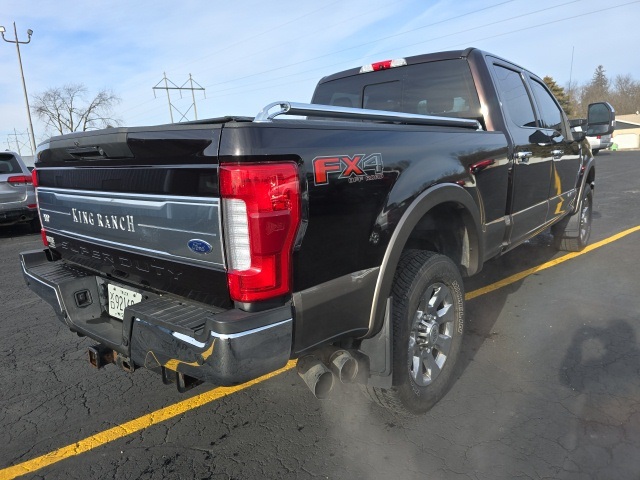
107;283;142;320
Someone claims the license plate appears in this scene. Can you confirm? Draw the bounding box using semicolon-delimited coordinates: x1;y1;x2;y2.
107;284;142;320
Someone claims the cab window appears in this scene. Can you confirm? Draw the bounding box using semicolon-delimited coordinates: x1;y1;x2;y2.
530;79;563;131
491;64;536;129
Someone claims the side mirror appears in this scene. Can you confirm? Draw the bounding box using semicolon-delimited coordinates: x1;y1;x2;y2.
586;102;615;136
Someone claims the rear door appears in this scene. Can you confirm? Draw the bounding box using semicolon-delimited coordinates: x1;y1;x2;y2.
489;62;552;245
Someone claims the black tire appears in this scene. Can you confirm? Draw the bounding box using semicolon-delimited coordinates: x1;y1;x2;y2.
365;250;465;415
552;186;593;252
592;149;600;155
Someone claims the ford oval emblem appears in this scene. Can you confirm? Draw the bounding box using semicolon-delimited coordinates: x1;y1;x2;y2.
188;239;213;254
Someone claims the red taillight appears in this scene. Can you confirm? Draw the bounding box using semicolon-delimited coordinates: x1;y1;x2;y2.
220;162;301;303
596;135;602;139
7;175;32;185
31;168;46;246
40;228;49;247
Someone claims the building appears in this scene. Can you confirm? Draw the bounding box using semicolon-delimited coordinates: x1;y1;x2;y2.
612;114;640;150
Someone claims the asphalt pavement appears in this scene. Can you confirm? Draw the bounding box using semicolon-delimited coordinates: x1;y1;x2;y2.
1;150;639;480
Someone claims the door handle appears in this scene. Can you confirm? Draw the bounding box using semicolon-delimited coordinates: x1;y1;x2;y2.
551;149;564;159
515;151;532;163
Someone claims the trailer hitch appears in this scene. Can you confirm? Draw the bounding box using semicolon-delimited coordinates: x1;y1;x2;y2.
87;344;114;369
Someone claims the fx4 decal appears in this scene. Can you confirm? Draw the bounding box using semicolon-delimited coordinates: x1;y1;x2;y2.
313;153;384;186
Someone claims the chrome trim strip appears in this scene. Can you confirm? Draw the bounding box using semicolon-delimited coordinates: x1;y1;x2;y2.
40;164;215;171
210;319;292;340
36;187;221;204
172;331;207;348
486;216;507;226
137;318;293;345
39;208;71;216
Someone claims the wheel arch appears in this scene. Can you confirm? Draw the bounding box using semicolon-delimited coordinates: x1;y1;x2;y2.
365;183;483;338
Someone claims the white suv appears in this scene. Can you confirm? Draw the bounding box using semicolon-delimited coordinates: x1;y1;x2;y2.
0;151;40;232
587;133;613;155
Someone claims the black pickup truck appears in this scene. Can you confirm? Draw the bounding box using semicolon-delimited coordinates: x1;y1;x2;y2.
21;48;614;414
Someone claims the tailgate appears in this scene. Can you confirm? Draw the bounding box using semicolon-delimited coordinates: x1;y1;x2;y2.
35;122;232;307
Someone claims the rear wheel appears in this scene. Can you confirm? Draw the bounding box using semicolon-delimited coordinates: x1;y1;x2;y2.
365;250;465;415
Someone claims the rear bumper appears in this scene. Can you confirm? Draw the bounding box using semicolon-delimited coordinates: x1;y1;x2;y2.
20;249;293;386
0;206;38;226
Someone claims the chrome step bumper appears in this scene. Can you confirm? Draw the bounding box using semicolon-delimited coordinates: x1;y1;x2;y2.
20;249;293;386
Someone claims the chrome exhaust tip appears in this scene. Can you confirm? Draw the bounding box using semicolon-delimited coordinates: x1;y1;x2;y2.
296;355;334;399
326;349;359;384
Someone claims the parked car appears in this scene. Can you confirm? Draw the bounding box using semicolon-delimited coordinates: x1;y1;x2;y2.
587;133;613;154
0;151;40;232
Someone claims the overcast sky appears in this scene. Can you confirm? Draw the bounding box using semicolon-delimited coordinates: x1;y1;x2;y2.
2;0;639;153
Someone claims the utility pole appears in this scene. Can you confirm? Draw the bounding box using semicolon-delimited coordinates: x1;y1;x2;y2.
0;22;36;154
153;73;206;123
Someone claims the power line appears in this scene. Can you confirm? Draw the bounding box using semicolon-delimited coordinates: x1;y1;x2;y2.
126;0;640;122
196;1;637;103
117;0;351;116
169;0;344;73
201;0;520;90
438;0;640;50
122;0;497;119
124;0;522;122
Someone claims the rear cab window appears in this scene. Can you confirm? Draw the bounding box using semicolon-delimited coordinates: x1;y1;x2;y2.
312;59;484;127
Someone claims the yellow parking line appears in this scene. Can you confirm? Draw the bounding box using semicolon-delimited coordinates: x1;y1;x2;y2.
0;361;297;480
2;225;639;479
466;225;640;300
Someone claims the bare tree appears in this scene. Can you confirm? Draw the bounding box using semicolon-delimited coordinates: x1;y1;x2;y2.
610;74;640;115
31;84;121;135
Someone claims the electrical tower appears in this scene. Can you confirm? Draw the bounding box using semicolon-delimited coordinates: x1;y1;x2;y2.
153;73;206;123
6;128;32;155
